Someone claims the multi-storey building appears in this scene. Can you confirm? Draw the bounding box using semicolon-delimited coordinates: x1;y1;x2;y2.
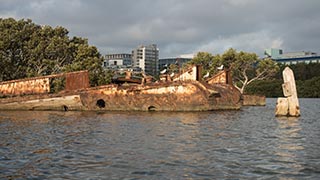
265;48;320;65
103;53;132;69
132;44;159;76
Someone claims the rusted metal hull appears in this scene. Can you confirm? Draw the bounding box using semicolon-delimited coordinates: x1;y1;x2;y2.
0;81;241;111
0;95;84;111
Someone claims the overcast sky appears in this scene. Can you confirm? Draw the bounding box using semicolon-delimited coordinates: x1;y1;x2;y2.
1;0;320;58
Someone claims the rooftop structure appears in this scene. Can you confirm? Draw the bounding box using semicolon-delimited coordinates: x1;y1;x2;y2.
265;48;320;65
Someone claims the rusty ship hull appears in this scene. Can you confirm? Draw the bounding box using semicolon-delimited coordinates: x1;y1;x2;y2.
80;81;241;111
0;67;242;111
0;81;241;111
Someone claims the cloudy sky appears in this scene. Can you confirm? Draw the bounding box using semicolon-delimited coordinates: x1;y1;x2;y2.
1;0;320;58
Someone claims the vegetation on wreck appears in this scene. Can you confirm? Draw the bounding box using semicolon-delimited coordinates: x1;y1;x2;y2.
189;50;320;98
188;49;279;94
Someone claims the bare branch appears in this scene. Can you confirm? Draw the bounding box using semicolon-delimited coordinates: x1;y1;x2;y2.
247;69;268;85
234;84;241;92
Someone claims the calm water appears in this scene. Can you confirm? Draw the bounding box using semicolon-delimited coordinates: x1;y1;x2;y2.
0;98;319;179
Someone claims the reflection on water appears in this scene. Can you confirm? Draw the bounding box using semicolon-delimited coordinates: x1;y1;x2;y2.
274;117;304;178
0;99;320;179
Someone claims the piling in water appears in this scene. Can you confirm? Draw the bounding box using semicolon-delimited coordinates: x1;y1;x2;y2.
275;67;300;117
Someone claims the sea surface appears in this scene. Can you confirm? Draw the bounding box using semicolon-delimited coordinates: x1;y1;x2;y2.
0;98;319;179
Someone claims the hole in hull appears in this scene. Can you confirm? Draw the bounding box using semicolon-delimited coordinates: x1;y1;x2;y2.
148;106;156;111
96;99;106;108
63;105;68;111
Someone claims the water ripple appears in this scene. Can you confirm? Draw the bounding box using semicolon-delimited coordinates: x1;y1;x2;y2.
0;99;320;179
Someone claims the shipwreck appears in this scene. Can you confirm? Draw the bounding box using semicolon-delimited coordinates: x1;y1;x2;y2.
0;65;242;111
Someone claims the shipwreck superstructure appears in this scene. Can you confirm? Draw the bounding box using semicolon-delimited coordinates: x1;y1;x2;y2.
0;66;241;111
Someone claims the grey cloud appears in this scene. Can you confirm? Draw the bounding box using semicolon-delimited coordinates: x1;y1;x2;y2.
1;0;320;57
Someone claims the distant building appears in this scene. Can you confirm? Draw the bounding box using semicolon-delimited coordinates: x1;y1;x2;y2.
103;53;132;69
158;57;192;71
132;44;159;76
264;48;283;59
265;48;320;65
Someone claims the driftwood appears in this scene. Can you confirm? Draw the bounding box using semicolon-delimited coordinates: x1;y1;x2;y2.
275;67;300;117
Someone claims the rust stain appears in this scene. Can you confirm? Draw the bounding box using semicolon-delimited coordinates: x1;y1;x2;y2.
0;78;50;96
0;66;242;111
0;70;89;96
65;71;89;91
79;81;241;111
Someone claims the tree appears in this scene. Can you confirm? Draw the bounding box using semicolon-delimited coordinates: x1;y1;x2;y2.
188;49;279;94
63;42;106;86
189;52;212;67
0;18;32;80
245;79;283;97
25;26;73;77
188;52;221;76
231;51;279;94
0;18;110;86
168;64;179;74
221;48;237;69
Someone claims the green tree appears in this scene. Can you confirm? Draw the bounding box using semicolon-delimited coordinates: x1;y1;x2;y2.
63;42;105;86
189;52;212;67
245;79;283;97
246;62;320;98
296;77;320;98
168;64;179;74
0;18;32;80
190;49;280;94
0;18;110;86
231;51;279;94
221;48;237;69
188;52;221;76
25;26;73;77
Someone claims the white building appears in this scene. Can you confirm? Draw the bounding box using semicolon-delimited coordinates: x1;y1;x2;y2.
103;53;132;69
132;44;159;76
